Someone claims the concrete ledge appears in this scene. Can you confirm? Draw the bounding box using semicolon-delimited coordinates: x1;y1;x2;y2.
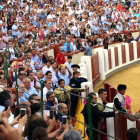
105;59;140;79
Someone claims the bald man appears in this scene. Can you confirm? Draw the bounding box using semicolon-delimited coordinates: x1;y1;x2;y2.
58;103;68;122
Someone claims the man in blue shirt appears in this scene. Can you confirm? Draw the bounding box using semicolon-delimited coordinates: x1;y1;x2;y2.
35;53;43;70
31;49;39;64
85;41;92;56
116;23;123;31
45;91;55;110
38;10;46;20
63;43;73;53
56;65;72;86
17;26;26;43
91;23;100;35
62;38;73;53
127;33;134;43
22;77;38;100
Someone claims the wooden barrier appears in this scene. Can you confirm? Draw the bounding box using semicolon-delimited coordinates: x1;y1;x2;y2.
91;53;101;86
114;113;127;140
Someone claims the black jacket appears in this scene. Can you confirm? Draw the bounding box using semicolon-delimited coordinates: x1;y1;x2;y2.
81;103;115;133
70;77;87;88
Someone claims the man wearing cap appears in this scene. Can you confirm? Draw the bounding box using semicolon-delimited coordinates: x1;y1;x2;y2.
12;20;18;37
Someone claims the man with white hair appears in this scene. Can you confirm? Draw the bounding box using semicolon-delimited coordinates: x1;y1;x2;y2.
63;130;82;140
35;70;44;93
91;22;100;34
22;77;38;100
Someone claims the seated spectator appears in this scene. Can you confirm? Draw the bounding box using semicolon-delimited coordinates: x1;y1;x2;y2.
127;33;134;43
12;67;25;87
35;53;43;70
45;91;56;110
136;32;140;41
63;130;82;140
30;103;41;115
32;127;47;140
0;90;14;124
28;94;41;104
58;103;68;122
35;70;44;93
31;49;39;64
42;79;53;101
62;38;73;53
22;77;38;100
15;89;28;105
63;42;73;53
27;71;36;87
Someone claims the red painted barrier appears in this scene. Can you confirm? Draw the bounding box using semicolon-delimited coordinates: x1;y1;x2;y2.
91;53;101;86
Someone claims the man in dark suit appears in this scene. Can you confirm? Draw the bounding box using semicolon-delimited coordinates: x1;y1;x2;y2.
82;92;118;140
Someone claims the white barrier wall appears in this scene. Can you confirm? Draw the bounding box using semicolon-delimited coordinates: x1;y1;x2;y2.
104;49;109;73
79;63;87;78
106;103;136;140
81;56;92;83
94;48;105;80
132;41;138;60
116;45;123;66
81;82;93;102
106;103;115;140
110;47;115;69
124;43;130;63
90;41;140;80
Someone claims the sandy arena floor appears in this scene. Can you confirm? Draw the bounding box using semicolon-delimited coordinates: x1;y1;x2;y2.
93;63;140;113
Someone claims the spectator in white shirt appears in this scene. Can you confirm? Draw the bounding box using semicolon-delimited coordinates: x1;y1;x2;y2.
65;56;73;72
42;60;52;74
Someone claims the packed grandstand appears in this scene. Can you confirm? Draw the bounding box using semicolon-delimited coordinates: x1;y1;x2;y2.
0;0;140;139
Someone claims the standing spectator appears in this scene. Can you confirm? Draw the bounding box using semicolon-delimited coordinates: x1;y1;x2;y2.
56;49;65;65
85;41;92;56
65;56;73;72
17;26;26;43
12;20;18;38
42;60;52;75
0;31;8;50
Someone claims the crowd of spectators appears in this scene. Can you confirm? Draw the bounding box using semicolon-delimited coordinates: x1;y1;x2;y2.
0;0;140;139
1;0;140;55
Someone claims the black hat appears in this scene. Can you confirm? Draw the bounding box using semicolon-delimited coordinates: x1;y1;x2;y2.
117;84;127;91
67;56;72;59
71;64;80;69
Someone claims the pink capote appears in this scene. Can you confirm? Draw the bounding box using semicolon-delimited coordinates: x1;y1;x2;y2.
125;95;132;114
